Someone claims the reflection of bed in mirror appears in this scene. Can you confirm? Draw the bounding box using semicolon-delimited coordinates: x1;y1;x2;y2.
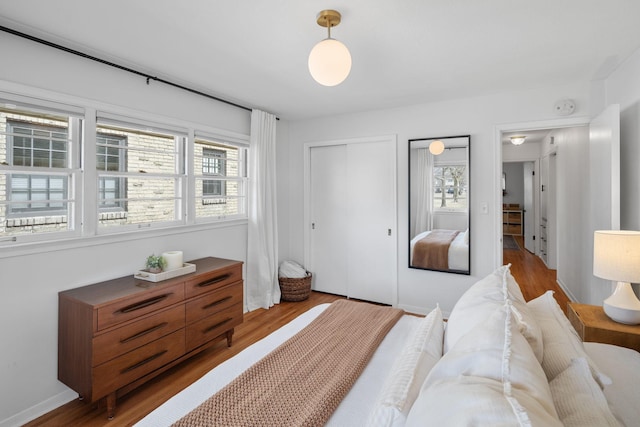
408;135;470;274
410;229;469;272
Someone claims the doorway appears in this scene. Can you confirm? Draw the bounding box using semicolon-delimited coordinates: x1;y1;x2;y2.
497;118;590;304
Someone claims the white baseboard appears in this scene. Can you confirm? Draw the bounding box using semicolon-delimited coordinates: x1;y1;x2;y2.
556;277;578;302
0;390;77;427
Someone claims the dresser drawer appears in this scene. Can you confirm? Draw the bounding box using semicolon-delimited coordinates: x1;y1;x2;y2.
97;283;185;331
185;263;242;299
186;303;243;352
92;329;185;400
92;305;185;366
185;283;243;324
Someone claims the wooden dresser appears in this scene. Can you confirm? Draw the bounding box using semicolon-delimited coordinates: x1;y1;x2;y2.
58;257;243;419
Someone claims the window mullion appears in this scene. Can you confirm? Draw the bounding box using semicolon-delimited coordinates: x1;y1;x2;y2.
82;108;98;235
186;130;195;225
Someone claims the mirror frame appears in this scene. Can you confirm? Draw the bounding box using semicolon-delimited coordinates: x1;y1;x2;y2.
408;135;470;275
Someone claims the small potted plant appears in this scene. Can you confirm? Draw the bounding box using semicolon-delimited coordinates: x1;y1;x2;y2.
145;254;166;274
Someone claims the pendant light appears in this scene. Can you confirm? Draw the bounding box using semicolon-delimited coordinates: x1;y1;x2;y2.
308;10;352;86
429;140;445;155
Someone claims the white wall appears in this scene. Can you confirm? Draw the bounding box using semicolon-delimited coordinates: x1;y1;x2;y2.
605;47;640;231
502;162;525;207
551;127;590;302
285;82;592;315
603;46;640;300
0;33;251;426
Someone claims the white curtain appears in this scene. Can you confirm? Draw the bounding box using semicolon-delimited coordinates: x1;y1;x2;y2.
246;109;280;311
414;148;433;234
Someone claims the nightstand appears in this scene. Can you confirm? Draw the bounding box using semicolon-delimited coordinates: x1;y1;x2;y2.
567;303;640;352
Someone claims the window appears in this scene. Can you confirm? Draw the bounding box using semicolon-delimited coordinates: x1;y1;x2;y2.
96;133;126;211
0;105;81;239
433;164;468;210
0;92;249;247
96;117;186;230
195;136;247;220
202;148;226;202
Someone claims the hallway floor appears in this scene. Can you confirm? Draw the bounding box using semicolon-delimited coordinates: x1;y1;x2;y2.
503;235;570;313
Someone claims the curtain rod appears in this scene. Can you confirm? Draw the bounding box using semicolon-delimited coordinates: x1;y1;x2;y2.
0;24;273;118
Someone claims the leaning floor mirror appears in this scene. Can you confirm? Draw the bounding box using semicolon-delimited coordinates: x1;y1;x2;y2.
408;135;470;274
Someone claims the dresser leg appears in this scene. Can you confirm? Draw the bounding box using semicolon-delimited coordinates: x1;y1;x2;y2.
106;393;116;420
226;329;234;347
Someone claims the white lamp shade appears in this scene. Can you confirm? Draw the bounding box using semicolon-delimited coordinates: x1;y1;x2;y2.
593;230;640;283
308;38;352;86
428;140;445;155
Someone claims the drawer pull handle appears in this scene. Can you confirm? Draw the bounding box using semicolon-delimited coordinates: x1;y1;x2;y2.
203;296;233;310
204;318;232;334
197;274;231;288
120;322;169;344
121;350;168;374
117;294;171;314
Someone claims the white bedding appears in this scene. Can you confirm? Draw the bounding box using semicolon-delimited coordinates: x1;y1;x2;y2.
584;342;640;427
135;301;640;427
135;304;422;427
410;230;468;271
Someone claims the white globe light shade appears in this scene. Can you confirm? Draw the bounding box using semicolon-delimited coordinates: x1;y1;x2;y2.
429;140;445;155
308;38;352;86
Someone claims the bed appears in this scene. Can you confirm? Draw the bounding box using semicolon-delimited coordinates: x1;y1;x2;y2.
135;265;639;427
410;229;468;271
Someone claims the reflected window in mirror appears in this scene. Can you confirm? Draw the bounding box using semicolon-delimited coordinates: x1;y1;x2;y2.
409;135;470;274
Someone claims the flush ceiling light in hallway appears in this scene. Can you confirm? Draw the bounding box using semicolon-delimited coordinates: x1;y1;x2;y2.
510;135;527;145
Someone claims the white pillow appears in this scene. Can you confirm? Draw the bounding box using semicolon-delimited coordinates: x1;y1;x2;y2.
549;358;621;427
463;228;469;245
367;306;444;427
407;302;561;426
444;264;544;362
406;376;563;427
527;291;611;387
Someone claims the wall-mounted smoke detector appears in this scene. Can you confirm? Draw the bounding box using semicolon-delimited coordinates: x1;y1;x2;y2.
554;99;576;116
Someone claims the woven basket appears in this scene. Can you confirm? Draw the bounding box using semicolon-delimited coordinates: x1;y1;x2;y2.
279;272;312;302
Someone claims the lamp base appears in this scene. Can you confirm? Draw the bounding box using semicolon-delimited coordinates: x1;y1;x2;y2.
603;282;640;325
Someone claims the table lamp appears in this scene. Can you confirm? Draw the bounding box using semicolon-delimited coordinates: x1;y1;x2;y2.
593;230;640;325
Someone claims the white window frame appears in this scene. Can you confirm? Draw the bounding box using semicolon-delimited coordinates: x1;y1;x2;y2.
193;131;248;223
432;160;468;213
95;113;188;234
0;85;249;254
0;96;83;244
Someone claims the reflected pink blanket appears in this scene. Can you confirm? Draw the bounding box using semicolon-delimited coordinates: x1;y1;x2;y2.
412;229;460;270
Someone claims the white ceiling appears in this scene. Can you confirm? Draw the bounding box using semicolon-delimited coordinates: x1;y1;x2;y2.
2;1;640;121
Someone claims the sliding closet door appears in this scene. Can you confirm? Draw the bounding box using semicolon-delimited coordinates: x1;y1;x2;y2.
346;141;396;304
309;145;348;296
307;137;397;305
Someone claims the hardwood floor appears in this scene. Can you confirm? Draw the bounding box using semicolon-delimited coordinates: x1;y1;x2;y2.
25;292;344;427
26;248;567;426
503;235;570;312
